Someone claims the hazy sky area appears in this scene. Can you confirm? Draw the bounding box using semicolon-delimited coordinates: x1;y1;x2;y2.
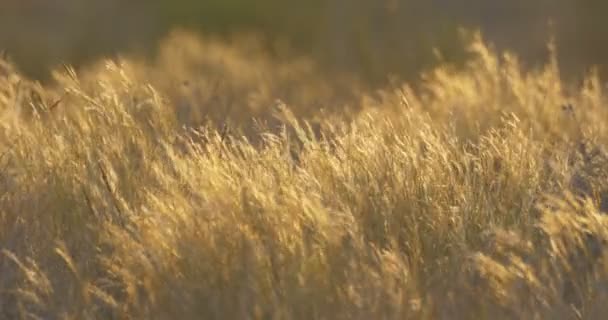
1;0;606;83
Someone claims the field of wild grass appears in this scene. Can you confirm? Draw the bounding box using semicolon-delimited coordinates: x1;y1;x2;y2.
1;31;608;319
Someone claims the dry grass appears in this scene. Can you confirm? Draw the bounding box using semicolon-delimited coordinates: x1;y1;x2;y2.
0;31;608;319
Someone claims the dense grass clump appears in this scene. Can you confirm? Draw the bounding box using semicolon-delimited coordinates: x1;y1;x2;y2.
0;33;608;319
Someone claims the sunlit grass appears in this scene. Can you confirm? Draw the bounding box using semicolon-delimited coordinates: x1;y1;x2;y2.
0;32;607;319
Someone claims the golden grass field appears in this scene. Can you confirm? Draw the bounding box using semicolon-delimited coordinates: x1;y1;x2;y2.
1;31;608;319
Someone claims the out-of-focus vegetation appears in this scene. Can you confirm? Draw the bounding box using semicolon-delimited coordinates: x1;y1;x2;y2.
1;30;608;319
2;0;608;82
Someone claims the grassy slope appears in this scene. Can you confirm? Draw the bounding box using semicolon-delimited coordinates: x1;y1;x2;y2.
0;32;608;319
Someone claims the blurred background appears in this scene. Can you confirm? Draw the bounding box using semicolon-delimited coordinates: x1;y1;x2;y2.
1;0;607;84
